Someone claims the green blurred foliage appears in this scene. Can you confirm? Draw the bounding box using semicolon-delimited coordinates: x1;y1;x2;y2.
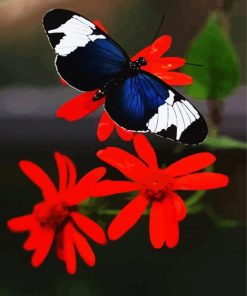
184;11;240;101
0;287;9;296
204;135;247;150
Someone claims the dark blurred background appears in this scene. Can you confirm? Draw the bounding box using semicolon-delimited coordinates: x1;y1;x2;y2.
0;0;246;295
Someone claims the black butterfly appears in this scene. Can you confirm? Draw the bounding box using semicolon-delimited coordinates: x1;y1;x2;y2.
43;9;208;145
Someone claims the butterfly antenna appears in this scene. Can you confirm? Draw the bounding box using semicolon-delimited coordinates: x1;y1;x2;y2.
152;15;204;68
185;62;204;67
152;14;166;42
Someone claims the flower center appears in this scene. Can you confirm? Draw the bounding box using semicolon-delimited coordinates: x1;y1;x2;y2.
143;178;173;201
34;201;73;230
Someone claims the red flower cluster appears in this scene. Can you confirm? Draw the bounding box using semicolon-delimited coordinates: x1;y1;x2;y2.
7;153;107;274
56;21;192;142
94;134;229;248
7;138;229;273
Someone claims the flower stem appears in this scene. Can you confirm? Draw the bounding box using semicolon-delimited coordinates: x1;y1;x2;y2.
186;190;206;207
203;204;240;228
98;209;150;216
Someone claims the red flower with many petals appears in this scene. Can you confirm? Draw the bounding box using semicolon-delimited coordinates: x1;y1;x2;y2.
93;134;229;249
7;153;107;274
56;21;192;142
131;35;192;85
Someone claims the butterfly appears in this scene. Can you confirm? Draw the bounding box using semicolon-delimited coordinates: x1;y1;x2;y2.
43;9;208;145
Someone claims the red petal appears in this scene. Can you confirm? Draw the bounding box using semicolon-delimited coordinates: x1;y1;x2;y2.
166;222;179;248
133;134;158;168
131;45;152;61
23;231;39;251
132;35;172;61
91;180;141;197
62;154;77;191
170;193;186;221
77;167;106;189
23;226;52;251
149;35;172;59
54;152;68;193
63;223;77;274
97;147;149;182
31;229;54;267
162;198;179;248
55;230;64;261
69;167;106;204
56;91;104;121
7;214;37;233
158;72;193;85
173;172;229;190
19;161;58;201
71;227;96;267
93;20;108;33
59;78;69;86
144;57;185;73
108;194;149;240
149;201;165;249
97;111;115;142
159;57;186;70
115;124;134;142
71;212;107;245
164;152;216;177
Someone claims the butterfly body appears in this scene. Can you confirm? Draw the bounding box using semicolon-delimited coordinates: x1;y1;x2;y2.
43;9;208;145
93;57;148;101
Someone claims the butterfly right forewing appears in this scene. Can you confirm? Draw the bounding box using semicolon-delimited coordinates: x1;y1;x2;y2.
105;70;208;145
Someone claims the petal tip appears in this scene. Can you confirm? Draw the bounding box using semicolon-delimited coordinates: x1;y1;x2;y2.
151;241;164;249
97;133;108;142
6;219;15;231
107;229;119;241
96;149;105;158
87;259;96;267
19;160;28;169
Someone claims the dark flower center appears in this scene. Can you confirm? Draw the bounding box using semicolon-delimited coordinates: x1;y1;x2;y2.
143;179;173;201
34;201;74;230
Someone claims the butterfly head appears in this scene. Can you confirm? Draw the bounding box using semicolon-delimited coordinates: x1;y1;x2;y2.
137;57;147;66
129;57;147;72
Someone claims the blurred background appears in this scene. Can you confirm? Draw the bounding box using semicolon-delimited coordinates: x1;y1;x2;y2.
0;0;246;295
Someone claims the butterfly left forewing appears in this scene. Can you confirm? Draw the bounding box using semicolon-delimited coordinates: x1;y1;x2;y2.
43;9;129;91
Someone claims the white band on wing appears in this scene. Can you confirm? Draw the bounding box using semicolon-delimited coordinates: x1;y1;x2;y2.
146;90;200;140
48;15;106;56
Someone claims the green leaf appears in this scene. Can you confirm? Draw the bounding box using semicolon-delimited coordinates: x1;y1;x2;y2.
184;11;240;100
204;135;247;150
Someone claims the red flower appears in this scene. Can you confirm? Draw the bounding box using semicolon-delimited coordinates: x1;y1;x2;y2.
93;134;229;249
7;153;107;274
56;21;192;142
97;111;134;142
131;35;192;85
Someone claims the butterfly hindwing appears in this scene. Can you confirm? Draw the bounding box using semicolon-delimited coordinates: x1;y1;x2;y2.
43;9;129;91
105;71;208;144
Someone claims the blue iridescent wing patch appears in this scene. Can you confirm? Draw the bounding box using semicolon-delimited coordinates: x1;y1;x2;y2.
105;71;208;144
